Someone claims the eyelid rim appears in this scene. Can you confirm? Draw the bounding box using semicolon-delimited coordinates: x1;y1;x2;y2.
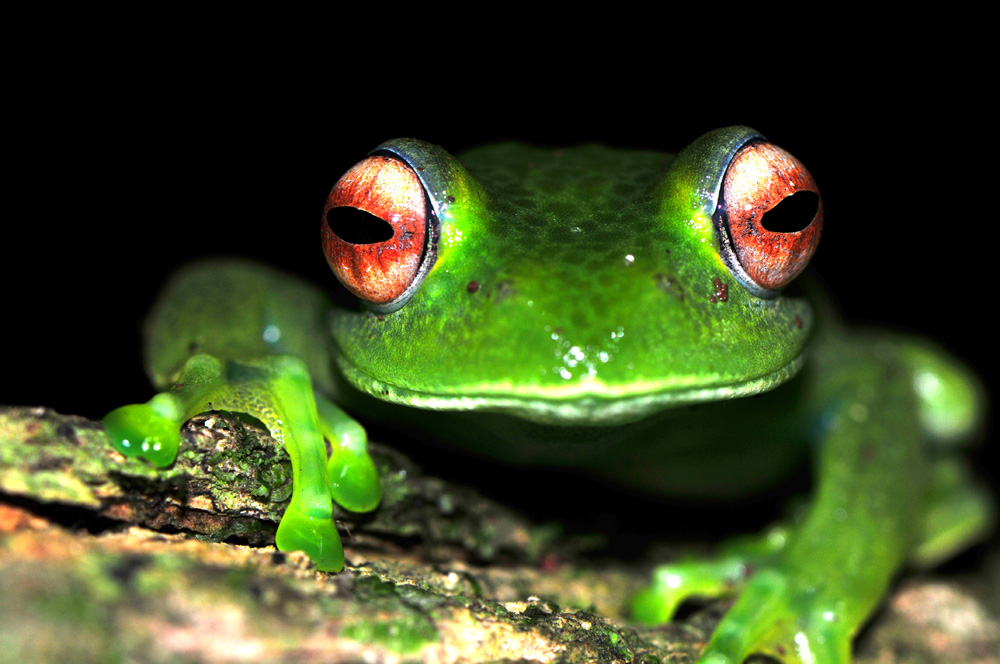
334;139;446;314
678;127;778;297
712;135;823;298
370;138;454;235
713;147;779;299
708;132;786;299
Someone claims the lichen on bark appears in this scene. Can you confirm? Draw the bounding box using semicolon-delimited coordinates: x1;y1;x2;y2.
1;406;997;663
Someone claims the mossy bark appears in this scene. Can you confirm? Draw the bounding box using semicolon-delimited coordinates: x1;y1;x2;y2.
1;406;997;663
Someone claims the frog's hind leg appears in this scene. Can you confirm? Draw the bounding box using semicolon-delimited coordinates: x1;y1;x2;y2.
101;260;385;572
637;351;936;664
104;353;346;572
707;377;924;663
912;457;995;568
899;342;995;567
633;518;858;664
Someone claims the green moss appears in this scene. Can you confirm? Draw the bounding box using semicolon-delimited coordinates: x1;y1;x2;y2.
340;614;439;654
597;624;634;660
351;573;401;598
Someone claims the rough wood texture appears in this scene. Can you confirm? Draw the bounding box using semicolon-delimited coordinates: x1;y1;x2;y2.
2;406;997;663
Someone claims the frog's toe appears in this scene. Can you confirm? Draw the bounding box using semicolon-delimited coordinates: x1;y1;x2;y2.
696;568;851;664
631;583;684;625
103;400;181;468
632;557;754;624
634;525;791;625
328;449;382;513
314;394;382;514
275;506;345;573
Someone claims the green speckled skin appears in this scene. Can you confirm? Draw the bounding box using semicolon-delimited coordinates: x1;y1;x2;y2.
103;127;992;664
334;129;808;424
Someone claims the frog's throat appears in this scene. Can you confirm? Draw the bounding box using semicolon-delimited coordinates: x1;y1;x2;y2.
335;353;806;426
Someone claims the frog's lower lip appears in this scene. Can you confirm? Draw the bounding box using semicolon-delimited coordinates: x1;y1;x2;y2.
338;353;805;425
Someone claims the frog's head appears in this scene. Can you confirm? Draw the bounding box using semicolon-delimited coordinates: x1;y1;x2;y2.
322;127;822;425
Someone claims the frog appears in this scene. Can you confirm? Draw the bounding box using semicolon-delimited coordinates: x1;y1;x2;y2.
102;127;993;664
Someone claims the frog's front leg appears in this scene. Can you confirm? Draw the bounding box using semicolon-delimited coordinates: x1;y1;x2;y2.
104;353;367;571
637;343;989;664
101;261;381;573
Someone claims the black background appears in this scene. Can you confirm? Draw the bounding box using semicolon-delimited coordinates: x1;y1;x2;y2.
5;52;996;541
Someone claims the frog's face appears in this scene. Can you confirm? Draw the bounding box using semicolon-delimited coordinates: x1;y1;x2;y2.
322;127;822;425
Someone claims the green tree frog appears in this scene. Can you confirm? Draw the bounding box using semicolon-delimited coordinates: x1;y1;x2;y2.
103;127;993;664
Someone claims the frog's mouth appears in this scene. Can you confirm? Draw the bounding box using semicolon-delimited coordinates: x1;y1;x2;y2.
335;352;806;426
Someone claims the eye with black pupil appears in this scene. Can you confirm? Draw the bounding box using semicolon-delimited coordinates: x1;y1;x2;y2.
321;153;432;308
717;140;823;292
759;190;820;233
326;207;396;245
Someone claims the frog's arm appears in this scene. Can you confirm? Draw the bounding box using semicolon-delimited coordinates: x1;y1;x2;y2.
635;336;992;664
102;260;380;572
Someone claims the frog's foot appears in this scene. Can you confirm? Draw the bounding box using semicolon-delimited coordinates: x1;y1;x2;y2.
695;567;851;664
632;557;751;625
913;458;996;568
103;394;184;468
275;499;344;572
636;542;858;664
103;353;381;573
103;354;227;468
632;526;789;624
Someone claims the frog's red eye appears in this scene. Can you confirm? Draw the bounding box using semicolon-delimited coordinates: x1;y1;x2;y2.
718;141;823;292
322;155;430;306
